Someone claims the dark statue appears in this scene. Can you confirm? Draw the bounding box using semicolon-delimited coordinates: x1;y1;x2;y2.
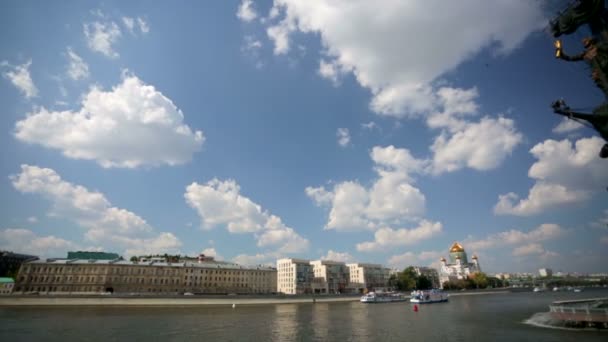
551;0;608;158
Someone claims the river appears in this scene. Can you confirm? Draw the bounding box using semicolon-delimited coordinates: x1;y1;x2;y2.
1;289;606;341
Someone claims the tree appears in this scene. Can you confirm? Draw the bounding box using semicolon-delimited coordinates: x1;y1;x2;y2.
130;256;138;262
470;272;488;289
416;275;433;290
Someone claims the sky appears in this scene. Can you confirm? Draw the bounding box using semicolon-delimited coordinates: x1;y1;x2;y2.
0;0;606;274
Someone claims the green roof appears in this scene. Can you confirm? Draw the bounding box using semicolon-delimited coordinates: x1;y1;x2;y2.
0;277;14;284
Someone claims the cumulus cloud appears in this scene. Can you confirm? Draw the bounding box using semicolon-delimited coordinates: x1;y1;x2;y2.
201;247;223;261
1;60;38;98
0;228;77;257
233;252;276;266
423;87;522;174
356;220;442;252
185;179;309;254
264;0;544;117
10;165;181;256
84;20;122;58
336;128;351;147
307;145;427;231
321;250;354;263
236;0;258;22
387;250;442;269
494;137;607;216
467;223;566;252
137;17;149;34
66;48;89;80
553;117;584;134
27;216;38;223
15;72;204;168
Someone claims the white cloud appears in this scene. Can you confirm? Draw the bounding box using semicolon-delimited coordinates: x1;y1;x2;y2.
122;17;135;34
423;87;522;174
321;250;354;263
512;243;543;256
236;0;258;22
356;220;442;252
1;60;38;98
336;128;351;147
10;165;181;257
201;247;223;261
122;17;149;35
307;145;427;231
387;250;442;269
553;117;584;134
361;121;379;131
15;72;204;168
84;20;122;58
137;17;149;34
512;243;558;259
264;0;544;117
185;179;309;254
232;252;276;266
0;228;76;257
319;59;344;86
241;35;264;69
467;223;566;252
66;48;89;80
494;137;608;216
27;216;38;223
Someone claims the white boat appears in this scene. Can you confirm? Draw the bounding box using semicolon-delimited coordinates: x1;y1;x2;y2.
360;291;407;303
409;289;449;304
533;287;547;292
573;288;582;293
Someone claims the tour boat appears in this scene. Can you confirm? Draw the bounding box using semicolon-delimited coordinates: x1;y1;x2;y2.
409;289;449;304
360;291;407;303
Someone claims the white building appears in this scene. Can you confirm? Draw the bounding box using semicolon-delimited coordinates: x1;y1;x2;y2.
347;263;390;293
439;242;481;287
539;268;553;277
310;260;350;294
277;258;314;295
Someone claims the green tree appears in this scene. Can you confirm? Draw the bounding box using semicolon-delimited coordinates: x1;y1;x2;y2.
130;256;138;262
416;275;432;290
470;272;488;289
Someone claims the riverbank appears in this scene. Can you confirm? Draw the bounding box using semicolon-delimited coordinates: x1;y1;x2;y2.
0;289;513;306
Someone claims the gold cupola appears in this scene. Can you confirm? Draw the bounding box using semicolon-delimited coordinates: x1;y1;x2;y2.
449;242;465;253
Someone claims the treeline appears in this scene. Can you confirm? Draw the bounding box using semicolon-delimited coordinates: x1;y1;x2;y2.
442;273;506;290
543;277;608;287
388;267;433;291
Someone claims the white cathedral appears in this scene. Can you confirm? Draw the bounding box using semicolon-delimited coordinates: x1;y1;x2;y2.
439;242;481;286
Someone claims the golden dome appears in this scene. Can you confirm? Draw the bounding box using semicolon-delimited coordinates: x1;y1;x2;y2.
449;242;465;253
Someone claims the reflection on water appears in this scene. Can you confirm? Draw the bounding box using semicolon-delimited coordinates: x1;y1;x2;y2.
311;303;329;340
273;304;299;341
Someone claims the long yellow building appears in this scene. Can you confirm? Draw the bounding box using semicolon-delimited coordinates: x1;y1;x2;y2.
14;257;277;295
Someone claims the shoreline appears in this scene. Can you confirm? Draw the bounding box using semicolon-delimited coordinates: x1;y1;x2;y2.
0;289;512;306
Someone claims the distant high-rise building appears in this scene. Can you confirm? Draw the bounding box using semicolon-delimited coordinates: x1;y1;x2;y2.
347;263;390;293
539;268;553;277
67;251;120;260
310;260;350;294
277;258;314;294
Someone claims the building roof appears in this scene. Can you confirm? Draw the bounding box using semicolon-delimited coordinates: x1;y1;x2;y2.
24;259;276;271
0;277;14;284
449;242;465;253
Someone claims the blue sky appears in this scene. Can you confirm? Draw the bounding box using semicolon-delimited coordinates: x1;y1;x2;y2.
1;0;606;273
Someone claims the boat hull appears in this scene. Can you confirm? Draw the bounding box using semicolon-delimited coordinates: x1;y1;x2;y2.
410;298;448;304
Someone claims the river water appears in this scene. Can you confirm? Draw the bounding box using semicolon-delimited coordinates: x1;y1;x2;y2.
1;289;606;341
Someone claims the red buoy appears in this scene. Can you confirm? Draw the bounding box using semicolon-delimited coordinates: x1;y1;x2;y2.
413;304;419;312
